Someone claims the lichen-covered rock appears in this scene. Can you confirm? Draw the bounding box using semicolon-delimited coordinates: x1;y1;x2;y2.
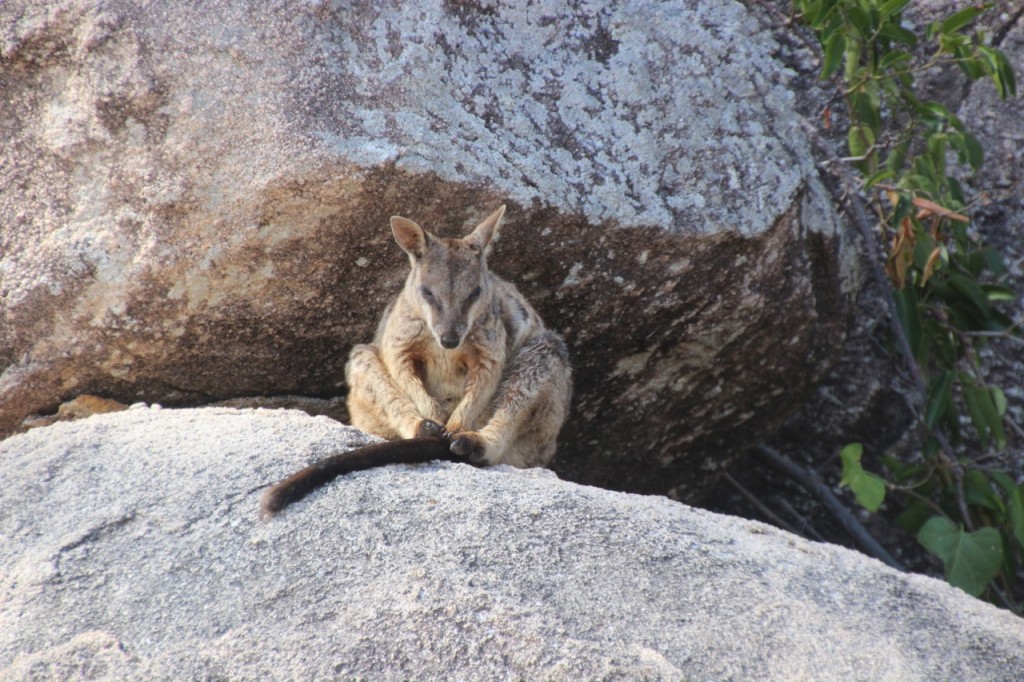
2;408;1023;681
0;0;848;499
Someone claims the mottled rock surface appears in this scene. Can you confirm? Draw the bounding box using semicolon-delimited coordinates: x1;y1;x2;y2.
0;0;847;499
2;408;1023;681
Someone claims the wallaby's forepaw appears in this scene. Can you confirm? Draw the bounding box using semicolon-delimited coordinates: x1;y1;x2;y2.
449;431;488;466
415;419;446;440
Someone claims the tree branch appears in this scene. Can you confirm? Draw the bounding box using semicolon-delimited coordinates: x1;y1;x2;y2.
723;472;804;538
754;445;906;571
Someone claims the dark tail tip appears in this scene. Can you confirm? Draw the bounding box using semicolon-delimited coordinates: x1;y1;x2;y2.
259;487;284;521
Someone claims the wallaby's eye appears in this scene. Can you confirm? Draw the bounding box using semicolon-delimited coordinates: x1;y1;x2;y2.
420;286;437;303
466;286;482;303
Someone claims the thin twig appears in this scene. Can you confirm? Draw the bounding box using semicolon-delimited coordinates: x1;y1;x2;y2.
777;498;827;542
723;472;804;537
1006;416;1024;441
962;330;1024;345
754;445;906;571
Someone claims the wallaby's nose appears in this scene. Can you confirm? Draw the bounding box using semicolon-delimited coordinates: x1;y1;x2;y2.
440;333;460;349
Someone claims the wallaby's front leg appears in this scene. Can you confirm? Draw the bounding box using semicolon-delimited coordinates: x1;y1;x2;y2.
346;344;445;440
444;354;505;465
451;332;571;467
445;353;502;435
387;347;450;432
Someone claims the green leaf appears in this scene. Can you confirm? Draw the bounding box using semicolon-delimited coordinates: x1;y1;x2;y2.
918;101;951;122
977;45;1001;74
961;382;991;449
948;274;994;321
809;0;840;29
940;6;987;36
977;46;1017;98
844;41;864;82
846;6;873;38
947;178;965;207
912;156;938;186
879;0;912;19
964;469;1003;514
991;386;1007;416
901;173;936;193
978;46;1011;99
998;51;1017;97
885;142;908;173
912;231;938;270
821;32;847;80
878;49;912;71
923;319;957;367
847;124;873;158
839;443;887;512
882;455;917;481
918;517;1003;596
897;499;933;535
879;73;901;100
853;89;882;129
925;370;954;430
958;54;987;80
990;474;1024;548
1012;491;1024;548
928;134;947;179
982;247;1008;277
962;132;984;168
982;284;1015;303
864;168;895;188
878;22;917;46
821;16;844;42
893;286;922;360
961;380;1008;450
947;131;980;169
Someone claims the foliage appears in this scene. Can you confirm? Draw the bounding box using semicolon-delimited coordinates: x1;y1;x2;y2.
839;443;885;512
794;0;1021;608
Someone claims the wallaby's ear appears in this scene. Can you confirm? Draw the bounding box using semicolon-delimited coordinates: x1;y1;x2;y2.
390;216;429;258
464;205;506;255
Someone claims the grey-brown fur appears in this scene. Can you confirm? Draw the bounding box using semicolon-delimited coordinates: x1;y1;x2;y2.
346;205;572;467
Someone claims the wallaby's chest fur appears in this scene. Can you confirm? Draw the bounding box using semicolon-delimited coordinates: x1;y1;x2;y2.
378;275;542;424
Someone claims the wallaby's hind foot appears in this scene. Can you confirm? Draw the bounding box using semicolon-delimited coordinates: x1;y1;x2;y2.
449;431;488;465
416;419;446;439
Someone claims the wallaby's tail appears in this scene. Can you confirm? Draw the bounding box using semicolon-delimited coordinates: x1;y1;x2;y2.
260;437;458;519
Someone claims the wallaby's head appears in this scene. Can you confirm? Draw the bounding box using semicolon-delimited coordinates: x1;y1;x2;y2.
390;205;505;350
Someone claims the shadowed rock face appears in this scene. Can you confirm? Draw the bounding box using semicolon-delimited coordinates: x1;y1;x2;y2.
3;408;1023;680
0;0;848;499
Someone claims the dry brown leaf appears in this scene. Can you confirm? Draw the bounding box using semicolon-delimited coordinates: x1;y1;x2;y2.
921;246;942;287
912;197;968;223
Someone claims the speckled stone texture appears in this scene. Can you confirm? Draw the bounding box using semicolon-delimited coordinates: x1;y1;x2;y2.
0;0;848;499
2;408;1023;680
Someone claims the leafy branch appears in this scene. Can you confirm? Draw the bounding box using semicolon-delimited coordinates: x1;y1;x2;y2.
793;0;1021;609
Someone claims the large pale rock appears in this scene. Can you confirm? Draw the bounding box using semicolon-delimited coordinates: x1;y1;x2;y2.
0;0;848;499
2;408;1023;680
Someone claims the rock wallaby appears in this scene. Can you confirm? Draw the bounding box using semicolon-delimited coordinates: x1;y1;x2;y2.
260;205;572;518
